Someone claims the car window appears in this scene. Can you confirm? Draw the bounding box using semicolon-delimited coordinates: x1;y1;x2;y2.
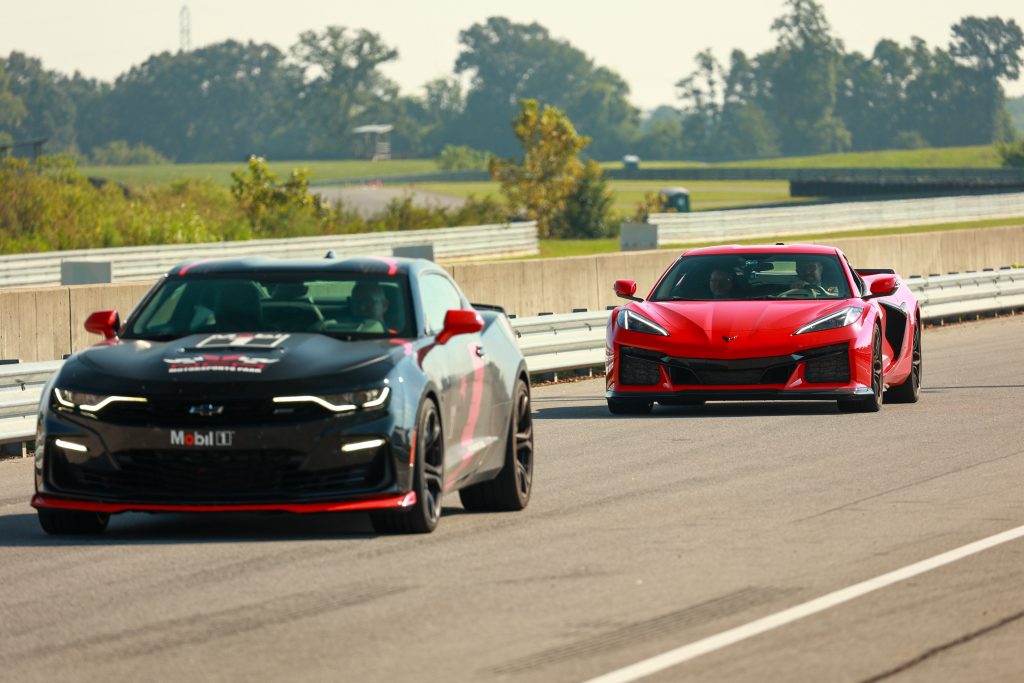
124;273;414;340
650;253;853;301
420;273;464;334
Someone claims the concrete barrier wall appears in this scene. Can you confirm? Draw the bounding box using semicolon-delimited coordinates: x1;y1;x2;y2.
1;225;1022;361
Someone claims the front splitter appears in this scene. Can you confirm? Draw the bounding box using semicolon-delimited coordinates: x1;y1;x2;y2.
30;492;417;514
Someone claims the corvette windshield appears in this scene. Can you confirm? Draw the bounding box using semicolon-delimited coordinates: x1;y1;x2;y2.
124;273;415;340
650;253;853;302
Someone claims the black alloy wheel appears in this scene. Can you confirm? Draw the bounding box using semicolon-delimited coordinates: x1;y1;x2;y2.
885;322;922;404
372;399;445;534
607;397;653;415
838;327;884;413
460;379;534;512
37;507;110;535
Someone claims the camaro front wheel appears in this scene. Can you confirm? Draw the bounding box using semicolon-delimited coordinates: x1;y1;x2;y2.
371;399;445;534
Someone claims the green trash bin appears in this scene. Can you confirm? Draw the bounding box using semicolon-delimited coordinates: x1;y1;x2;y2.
660;186;690;212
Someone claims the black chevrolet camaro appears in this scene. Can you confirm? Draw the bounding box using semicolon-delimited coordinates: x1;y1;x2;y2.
32;256;534;534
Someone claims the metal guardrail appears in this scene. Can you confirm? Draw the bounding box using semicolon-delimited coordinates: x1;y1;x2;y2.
621;193;1024;249
3;268;1023;447
0;221;539;289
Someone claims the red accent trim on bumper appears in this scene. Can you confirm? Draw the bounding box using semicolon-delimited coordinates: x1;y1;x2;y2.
30;492;416;514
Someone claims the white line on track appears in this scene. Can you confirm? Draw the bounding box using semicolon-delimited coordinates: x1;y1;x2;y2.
584;523;1024;683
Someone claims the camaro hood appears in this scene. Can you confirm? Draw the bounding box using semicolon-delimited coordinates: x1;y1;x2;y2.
56;332;408;396
631;299;858;356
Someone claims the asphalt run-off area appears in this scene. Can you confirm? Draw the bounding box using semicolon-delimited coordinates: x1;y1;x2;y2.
1;315;1022;682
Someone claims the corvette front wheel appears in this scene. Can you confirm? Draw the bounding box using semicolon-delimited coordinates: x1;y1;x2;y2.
885;322;922;404
838;328;883;413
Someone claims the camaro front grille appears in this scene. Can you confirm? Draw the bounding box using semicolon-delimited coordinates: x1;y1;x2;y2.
51;447;389;501
93;397;325;425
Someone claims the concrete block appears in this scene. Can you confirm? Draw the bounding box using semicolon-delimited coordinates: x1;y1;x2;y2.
392;244;435;261
61;261;112;286
620;223;659;251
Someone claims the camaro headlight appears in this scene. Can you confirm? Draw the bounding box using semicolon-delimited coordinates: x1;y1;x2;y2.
616;309;669;336
794;306;863;335
53;388;148;413
273;386;390;413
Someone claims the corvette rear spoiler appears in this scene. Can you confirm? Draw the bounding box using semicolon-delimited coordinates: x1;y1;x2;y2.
472;302;509;317
855;268;896;276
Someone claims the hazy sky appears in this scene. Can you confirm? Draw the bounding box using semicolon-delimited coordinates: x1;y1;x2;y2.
3;0;1023;109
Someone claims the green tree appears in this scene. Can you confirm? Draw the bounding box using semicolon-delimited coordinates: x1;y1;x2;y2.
489;100;590;237
551;160;615;238
0;59;27;140
90;140;170;165
765;0;850;154
949;16;1024;143
2;52;77;153
107;41;302;161
230;156;323;235
437;144;490;170
291;27;399;157
453;17;637;158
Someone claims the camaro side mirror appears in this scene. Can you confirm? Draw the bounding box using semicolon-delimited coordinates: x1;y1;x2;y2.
867;275;898;298
437;309;484;345
84;310;120;340
614;279;643;302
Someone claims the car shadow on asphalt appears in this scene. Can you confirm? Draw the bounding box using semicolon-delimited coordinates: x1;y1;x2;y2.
0;509;396;547
533;400;844;420
0;502;480;546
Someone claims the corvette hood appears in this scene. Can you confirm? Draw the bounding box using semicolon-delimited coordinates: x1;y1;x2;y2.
631;299;857;356
56;332;408;396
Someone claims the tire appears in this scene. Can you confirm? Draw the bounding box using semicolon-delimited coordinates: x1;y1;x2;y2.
838;327;883;413
37;507;109;535
607;397;653;415
460;379;534;513
371;399;445;534
885;321;922;404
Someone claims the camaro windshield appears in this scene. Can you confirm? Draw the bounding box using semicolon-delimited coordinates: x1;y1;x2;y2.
650;253;853;302
124;273;415;340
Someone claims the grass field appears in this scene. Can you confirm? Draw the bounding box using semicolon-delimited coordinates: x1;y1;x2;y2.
600;145;1002;170
416;180;805;213
78;159;439;188
77;144;1005;189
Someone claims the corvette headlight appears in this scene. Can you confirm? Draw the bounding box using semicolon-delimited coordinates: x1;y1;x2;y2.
273;386;390;413
53;388;148;413
616;309;669;336
794;306;863;335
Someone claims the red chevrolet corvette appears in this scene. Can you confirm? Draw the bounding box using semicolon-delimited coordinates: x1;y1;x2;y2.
606;245;922;413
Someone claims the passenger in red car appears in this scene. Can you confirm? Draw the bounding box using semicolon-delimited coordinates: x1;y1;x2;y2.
709;269;735;298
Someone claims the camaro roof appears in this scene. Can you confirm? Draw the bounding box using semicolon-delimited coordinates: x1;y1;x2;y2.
681;244;841;256
168;256;430;278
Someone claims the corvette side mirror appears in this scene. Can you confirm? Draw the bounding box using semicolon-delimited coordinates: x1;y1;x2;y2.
867;275;898;298
437;309;484;345
614;279;643;302
84;310;120;340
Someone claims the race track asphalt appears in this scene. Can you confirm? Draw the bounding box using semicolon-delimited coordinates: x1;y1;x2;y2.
1;315;1022;682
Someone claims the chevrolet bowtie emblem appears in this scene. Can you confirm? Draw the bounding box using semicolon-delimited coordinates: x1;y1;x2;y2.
189;403;225;417
723;335;738;342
